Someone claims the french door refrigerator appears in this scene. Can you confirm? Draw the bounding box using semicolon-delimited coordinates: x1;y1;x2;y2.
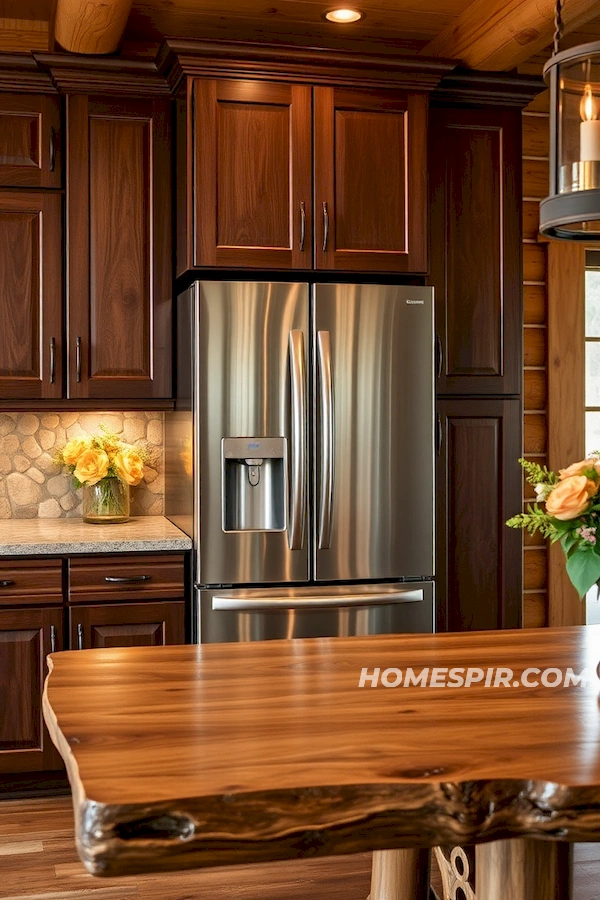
166;281;435;642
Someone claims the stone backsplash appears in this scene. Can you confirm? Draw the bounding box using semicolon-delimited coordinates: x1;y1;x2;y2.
0;412;164;519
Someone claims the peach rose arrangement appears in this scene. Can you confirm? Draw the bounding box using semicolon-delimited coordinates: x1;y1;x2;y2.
507;456;600;597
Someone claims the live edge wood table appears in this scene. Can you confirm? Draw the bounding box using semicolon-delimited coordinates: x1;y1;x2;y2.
42;627;600;900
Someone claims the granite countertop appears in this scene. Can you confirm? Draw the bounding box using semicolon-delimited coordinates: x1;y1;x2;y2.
0;517;193;556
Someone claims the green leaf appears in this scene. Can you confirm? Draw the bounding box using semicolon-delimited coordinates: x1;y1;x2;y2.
565;550;600;598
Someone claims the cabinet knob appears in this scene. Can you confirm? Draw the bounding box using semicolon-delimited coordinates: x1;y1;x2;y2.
50;624;56;654
322;201;329;253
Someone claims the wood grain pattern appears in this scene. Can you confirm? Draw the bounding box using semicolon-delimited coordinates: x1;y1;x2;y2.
0;559;62;607
314;87;427;273
66;95;171;400
524;326;546;367
68;555;185;604
524;369;546;410
429;106;522;394
192;79;312;270
522;157;549;199
0;94;60;188
522;114;549;158
436;399;522;633
523;593;547;628
68;601;185;650
523;412;547;454
523;243;546;282
0;191;62;400
523;284;546;324
476;839;569;900
547;241;586;629
54;0;132;54
0;606;63;775
43;627;600;879
0;796;374;900
423;0;600;71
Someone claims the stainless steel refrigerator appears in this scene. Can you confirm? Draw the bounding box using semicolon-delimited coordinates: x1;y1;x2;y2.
166;281;435;642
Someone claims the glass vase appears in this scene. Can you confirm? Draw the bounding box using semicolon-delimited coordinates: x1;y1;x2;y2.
82;478;130;524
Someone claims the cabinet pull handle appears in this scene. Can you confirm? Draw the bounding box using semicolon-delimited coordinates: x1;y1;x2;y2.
436;413;443;457
50;624;56;653
0;580;15;587
76;336;82;382
77;623;84;650
50;126;56;172
322;201;329;253
299;201;306;252
436;334;443;380
104;575;152;583
49;336;56;384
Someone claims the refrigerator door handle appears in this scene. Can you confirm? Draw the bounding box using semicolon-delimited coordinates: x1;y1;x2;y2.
212;590;423;610
317;330;334;549
288;329;307;550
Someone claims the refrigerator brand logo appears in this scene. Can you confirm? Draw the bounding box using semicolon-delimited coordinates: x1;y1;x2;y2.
406;299;424;305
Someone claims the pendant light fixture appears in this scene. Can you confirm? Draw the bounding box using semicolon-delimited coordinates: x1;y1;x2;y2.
540;0;600;239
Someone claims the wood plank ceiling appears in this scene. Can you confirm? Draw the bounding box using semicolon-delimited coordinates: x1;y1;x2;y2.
2;0;600;67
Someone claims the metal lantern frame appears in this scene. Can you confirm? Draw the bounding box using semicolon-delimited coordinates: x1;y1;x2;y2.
540;39;600;240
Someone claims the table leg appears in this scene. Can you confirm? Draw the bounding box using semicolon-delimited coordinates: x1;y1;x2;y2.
476;838;572;899
368;848;430;900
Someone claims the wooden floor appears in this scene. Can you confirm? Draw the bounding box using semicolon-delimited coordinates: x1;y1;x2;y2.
0;797;373;900
0;797;597;899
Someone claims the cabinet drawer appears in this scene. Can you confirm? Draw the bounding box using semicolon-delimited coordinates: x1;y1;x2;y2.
68;555;185;603
0;560;62;606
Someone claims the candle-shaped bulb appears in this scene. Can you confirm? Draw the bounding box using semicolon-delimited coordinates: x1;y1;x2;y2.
580;83;600;162
580;83;600;122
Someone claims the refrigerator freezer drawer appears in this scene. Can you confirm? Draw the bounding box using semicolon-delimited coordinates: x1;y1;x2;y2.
198;582;434;643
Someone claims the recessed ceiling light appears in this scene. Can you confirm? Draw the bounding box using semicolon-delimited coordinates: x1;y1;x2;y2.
324;8;364;24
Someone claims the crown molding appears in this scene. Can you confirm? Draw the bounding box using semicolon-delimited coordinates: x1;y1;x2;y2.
0;54;57;92
158;39;457;94
432;69;545;109
33;52;170;95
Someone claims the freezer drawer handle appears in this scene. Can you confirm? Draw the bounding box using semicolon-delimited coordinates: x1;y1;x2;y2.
212;590;423;611
288;330;307;550
317;330;334;550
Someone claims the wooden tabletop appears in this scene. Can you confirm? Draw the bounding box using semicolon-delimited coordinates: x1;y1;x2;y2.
43;626;600;878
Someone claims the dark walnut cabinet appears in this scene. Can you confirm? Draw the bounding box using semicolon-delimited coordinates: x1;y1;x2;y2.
429;74;541;634
436;398;523;633
0;191;63;400
430;106;522;396
67;96;172;400
178;73;430;274
0;553;187;786
0;94;61;188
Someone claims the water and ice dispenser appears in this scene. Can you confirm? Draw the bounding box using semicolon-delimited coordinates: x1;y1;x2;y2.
222;437;287;532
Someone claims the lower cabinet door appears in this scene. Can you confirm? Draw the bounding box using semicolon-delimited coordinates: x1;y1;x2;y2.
0;606;63;774
436;397;523;633
69;601;186;649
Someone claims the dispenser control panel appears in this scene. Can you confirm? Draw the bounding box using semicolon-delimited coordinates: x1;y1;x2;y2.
221;437;288;533
223;438;286;459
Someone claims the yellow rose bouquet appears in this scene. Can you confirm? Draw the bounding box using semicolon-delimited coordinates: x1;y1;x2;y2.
507;456;600;597
55;427;147;523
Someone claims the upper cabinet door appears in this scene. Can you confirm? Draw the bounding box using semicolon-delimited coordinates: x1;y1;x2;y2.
430;107;522;395
0;191;62;400
193;79;312;269
0;94;61;188
66;95;172;400
314;87;427;273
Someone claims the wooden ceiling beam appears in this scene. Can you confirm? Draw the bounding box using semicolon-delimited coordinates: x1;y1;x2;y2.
423;0;600;71
52;0;132;54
